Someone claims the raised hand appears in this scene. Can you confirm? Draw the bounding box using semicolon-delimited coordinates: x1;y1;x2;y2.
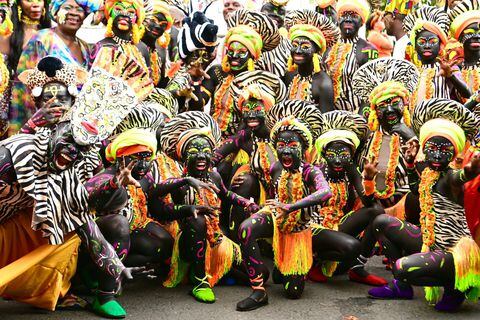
29;98;68;128
190;205;219;219
362;156;379;180
230;174;246;189
186;177;220;196
401;139;420;164
115;157;141;188
245;200;260;214
265;199;291;219
438;55;462;78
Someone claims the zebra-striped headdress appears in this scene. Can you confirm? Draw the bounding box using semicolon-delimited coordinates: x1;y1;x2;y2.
227;9;281;52
403;5;449;46
266;100;324;150
160;111;221;161
449;0;480;42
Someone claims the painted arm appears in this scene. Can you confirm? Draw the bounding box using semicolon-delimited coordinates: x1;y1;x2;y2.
452;153;480;187
213;171;258;211
346;163;375;206
85;170;128;214
212;130;245;166
286;164;332;212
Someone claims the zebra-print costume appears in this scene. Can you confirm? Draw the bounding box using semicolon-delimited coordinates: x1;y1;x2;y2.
334;37;362;112
415;63;450;106
432;192;472;251
0;132;99;245
256;37;292;78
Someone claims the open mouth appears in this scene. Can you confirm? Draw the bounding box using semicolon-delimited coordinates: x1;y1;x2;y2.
332;166;344;172
470;41;480;48
343;22;354;31
196;160;207;171
230;59;241;67
430;161;442;168
55;153;74;170
117;18;131;29
247;119;260;128
66;16;80;24
423;51;433;57
386;114;398;123
281;155;293;168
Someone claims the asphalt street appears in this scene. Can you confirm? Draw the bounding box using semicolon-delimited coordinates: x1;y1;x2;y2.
1;257;479;319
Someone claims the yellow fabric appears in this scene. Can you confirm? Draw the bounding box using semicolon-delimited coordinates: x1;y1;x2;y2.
316;0;336;8
0;210;81;310
369;81;409;106
315;129;360;155
289;24;327;54
225;25;264;59
336;0;370;23
104;0;145;26
419;119;466;157
150;0;173;30
384;0;416;15
106;128;157;162
450;10;480;40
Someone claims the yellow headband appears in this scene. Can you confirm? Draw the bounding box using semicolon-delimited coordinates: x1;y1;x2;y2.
450;10;480;41
106;128;157;162
225;25;264;59
336;0;370;24
315;129;360;155
289;24;327;54
419;118;466;157
411;20;448;50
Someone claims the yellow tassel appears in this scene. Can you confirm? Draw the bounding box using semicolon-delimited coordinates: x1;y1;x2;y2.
205;236;241;286
131;24;145;45
321;261;338;277
313;53;321;73
287;56;296;72
0;15;13;37
403;106;411;127
158;32;170;48
425;286;442;304
105;17;114;38
222;55;230;72
368;106;379;131
163;231;188;288
451;237;480;301
271;209;313;276
17;6;22;20
247;58;255;71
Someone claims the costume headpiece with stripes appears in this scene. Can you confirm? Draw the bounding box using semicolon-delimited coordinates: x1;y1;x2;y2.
160;111;221;162
315;110;368;155
285;9;340;54
412;98;480;156
226;9;281;52
403;5;449;49
266;100;324;150
336;0;370;24
143;87;179;119
65;46;153;146
352;57;418;130
449;0;480;42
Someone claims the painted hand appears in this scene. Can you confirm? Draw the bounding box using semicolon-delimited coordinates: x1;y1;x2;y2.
115;157;141;188
265;199;290;218
362;155;379;180
401;139;420;165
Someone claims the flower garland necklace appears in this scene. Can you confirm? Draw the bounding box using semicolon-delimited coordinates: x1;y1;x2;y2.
156;155;182;204
150;49;161;85
288;74;313;101
253;135;274;186
325;42;352;102
461;67;480;93
127;185;149;230
212;74;235;133
277;168;304;233
193;177;222;247
321;179;348;231
364;130;400;199
418;167;441;252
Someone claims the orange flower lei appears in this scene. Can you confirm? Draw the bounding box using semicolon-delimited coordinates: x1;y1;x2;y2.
288;74;312;101
277;169;304;233
424;67;436;101
257;141;273;186
128;185;150;230
320;181;348;230
365;131;400;199
462;68;480;93
325;42;352;102
418;167;441;252
150;50;160;85
212;74;235;133
195;186;222;246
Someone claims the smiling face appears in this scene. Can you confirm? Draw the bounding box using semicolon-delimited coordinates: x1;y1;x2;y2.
56;0;86;33
276;131;304;171
226;41;251;71
223;0;242;21
242;98;266;132
323;141;353;175
38;82;74;109
20;0;44;21
339;11;362;39
48;122;89;173
124;151;153;180
460;22;480;53
415;30;441;64
144;12;168;39
291;37;316;66
376;96;404;130
184;137;213;178
260;3;286;29
423;136;455;171
111;2;138;33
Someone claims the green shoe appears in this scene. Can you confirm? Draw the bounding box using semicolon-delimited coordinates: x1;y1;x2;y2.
92;297;126;319
191;276;216;303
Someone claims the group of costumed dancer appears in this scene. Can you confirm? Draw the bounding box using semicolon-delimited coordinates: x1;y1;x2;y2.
0;0;480;318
